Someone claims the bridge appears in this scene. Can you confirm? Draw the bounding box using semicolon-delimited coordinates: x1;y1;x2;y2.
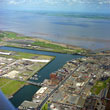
0;76;42;87
26;81;42;87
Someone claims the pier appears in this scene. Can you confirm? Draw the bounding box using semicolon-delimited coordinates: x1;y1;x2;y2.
0;77;42;87
26;81;42;87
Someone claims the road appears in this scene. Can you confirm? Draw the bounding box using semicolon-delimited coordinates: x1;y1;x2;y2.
37;63;82;110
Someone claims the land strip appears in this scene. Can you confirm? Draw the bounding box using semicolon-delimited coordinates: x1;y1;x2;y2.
0;31;88;55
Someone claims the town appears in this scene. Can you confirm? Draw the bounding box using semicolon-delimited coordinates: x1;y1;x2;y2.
0;50;54;97
19;56;110;110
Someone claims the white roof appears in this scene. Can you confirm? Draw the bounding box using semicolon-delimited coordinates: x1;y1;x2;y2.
36;87;47;94
50;104;58;110
76;83;81;87
0;52;11;55
3;70;19;78
22;58;50;63
50;104;55;108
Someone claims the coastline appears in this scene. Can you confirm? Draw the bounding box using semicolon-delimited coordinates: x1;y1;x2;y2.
0;31;89;55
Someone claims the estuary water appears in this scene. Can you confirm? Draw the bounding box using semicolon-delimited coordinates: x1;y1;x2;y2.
0;46;82;108
0;10;110;50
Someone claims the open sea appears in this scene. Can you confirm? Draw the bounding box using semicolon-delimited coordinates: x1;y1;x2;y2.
0;10;110;50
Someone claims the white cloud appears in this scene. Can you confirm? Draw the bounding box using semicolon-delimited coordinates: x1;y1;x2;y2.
7;0;110;6
8;0;26;5
9;0;18;5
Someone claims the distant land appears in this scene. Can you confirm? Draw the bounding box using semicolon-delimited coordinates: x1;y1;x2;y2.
0;31;88;55
2;10;110;20
27;11;110;19
0;10;110;50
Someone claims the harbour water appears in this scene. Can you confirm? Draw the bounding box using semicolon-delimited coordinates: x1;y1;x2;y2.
0;46;82;108
0;10;110;50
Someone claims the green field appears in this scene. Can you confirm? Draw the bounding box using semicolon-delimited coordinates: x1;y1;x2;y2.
42;101;51;110
12;51;53;60
91;78;110;95
0;31;87;54
32;41;67;50
0;78;26;97
42;103;48;110
3;31;27;39
0;49;53;60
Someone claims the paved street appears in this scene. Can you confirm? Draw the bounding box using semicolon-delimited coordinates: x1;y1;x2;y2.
37;64;83;110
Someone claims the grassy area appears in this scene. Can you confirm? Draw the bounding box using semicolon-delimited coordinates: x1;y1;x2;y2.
42;103;48;110
3;31;27;39
32;41;67;50
0;49;53;60
0;78;26;97
0;78;11;87
32;41;86;54
91;78;110;95
0;31;87;54
7;43;85;54
12;51;53;59
42;101;51;110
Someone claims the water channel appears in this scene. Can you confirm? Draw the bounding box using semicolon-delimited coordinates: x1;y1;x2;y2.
0;46;83;108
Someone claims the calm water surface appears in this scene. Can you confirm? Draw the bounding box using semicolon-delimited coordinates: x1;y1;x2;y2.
0;11;110;50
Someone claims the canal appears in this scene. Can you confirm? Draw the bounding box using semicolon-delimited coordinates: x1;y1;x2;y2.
0;46;83;108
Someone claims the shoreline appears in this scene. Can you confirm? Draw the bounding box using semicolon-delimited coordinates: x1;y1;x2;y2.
4;45;83;55
0;30;84;49
0;30;90;55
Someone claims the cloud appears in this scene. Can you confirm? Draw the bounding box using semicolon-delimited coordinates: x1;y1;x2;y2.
8;0;26;5
9;0;19;5
0;0;110;13
5;0;110;6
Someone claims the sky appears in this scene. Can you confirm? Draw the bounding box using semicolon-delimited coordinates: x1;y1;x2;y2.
0;0;110;13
